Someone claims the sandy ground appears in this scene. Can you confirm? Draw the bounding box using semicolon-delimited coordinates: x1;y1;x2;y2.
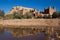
0;19;60;28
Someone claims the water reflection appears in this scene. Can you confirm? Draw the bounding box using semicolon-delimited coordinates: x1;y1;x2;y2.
0;27;60;40
0;28;4;34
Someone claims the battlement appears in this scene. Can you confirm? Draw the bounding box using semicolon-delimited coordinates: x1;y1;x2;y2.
44;6;56;15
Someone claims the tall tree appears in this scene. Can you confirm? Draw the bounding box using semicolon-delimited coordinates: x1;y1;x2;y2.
0;10;5;17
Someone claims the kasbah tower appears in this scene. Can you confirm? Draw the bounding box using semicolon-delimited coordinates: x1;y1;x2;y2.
9;6;56;17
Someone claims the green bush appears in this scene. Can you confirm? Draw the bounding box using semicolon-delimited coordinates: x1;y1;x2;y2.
37;15;42;18
14;13;23;19
5;12;24;19
23;12;32;19
52;12;58;18
43;15;48;19
5;14;14;19
47;14;51;19
57;12;60;18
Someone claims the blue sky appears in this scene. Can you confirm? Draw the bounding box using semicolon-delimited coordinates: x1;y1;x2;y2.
0;0;60;13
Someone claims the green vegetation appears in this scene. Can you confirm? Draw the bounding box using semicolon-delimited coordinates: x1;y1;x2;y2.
13;12;23;19
52;12;60;18
0;10;5;19
43;15;48;19
52;12;58;18
57;12;60;18
5;14;14;19
36;14;51;19
23;12;32;19
0;9;60;19
5;11;60;19
37;15;42;19
5;12;32;19
47;14;51;19
5;12;23;19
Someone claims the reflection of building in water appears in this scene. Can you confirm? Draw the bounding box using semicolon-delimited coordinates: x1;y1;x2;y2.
0;28;4;34
55;30;60;38
9;6;56;17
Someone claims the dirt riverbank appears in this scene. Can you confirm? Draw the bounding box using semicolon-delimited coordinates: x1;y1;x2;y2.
0;19;60;28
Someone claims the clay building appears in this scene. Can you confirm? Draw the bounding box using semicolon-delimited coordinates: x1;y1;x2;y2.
40;6;56;16
9;6;56;17
44;6;56;15
9;6;33;15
